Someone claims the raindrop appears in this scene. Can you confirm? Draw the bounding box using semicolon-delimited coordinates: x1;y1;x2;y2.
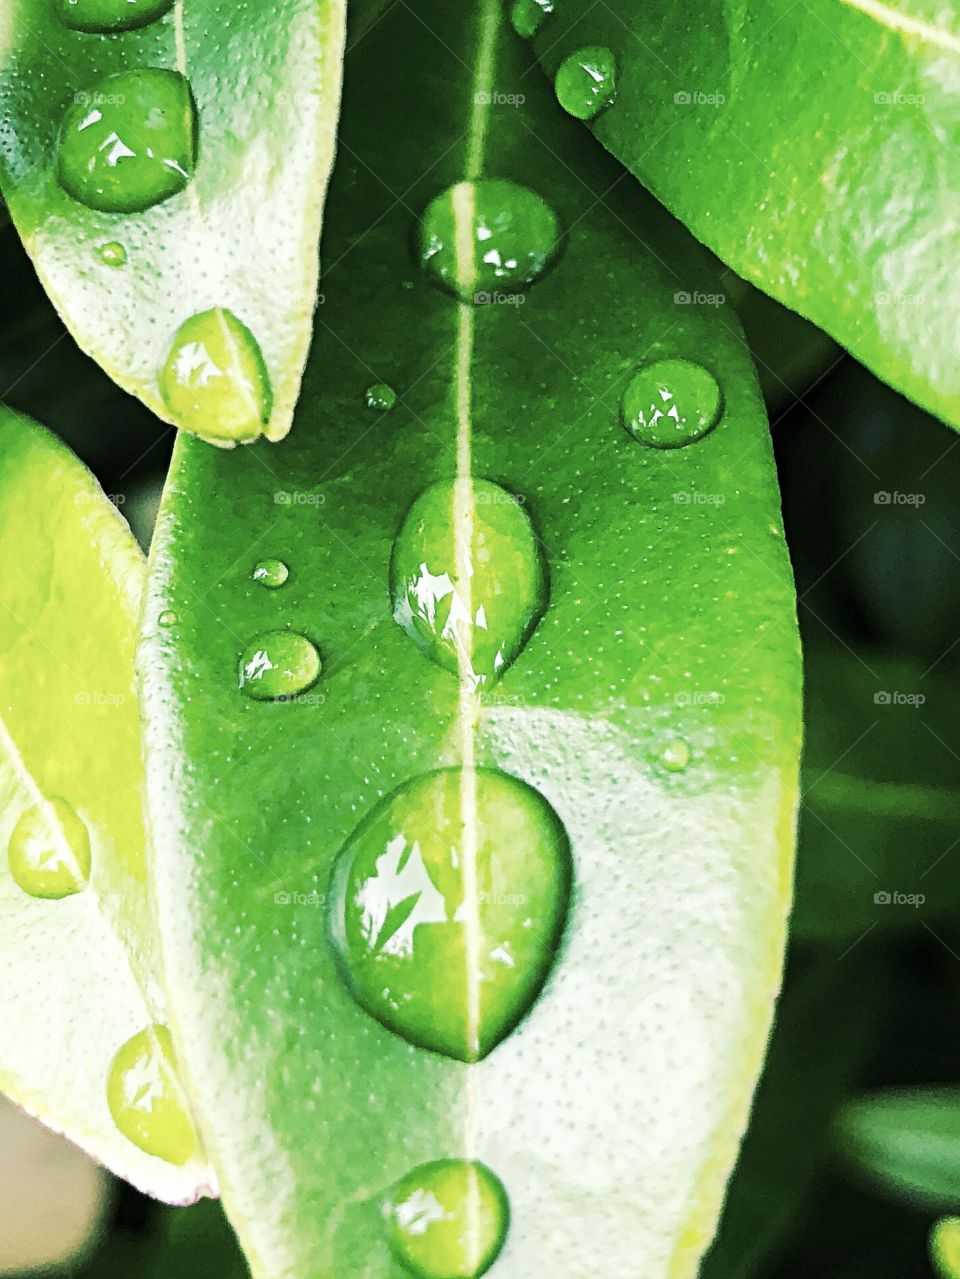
239;630;321;701
554;47;618;121
385;1159;510;1279
621;358;722;449
7;798;91;900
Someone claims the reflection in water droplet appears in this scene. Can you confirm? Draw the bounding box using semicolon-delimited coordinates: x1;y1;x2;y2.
418;179;561;304
510;0;553;38
98;240;127;267
385;1159;510;1279
392;478;546;688
252;558;289;588
239;630;321;700
59;0;174;31
7;798;91;899
160;309;273;445
365;383;397;411
621;358;722;449
554;47;618;120
57;68;196;213
327;767;571;1062
661;739;690;773
106;1024;200;1166
158;610;178;628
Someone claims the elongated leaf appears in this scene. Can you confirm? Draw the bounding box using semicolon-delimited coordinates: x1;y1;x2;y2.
0;410;211;1202
141;3;802;1275
837;1089;960;1210
528;0;960;428
0;0;345;444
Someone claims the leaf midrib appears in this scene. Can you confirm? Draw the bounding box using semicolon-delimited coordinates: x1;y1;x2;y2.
834;0;960;53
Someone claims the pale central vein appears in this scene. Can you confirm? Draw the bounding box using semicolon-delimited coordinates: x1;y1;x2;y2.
453;0;500;1190
833;0;960;53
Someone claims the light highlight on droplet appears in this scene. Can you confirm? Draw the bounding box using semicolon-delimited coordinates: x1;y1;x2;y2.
555;47;618;120
365;383;397;411
621;358;722;448
7;798;91;899
106;1024;200;1166
385;1159;510;1279
239;630;321;701
252;559;289;588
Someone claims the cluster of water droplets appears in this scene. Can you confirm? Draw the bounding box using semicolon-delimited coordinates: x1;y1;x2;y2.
55;1;272;443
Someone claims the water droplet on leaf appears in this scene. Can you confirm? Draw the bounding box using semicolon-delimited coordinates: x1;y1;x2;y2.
392;478;546;687
252;559;289;588
58;68;196;213
365;383;397;411
98;240;127;267
160;309;272;444
510;0;553;38
106;1024;200;1165
554;47;618;120
660;739;690;773
621;358;722;448
8;798;91;899
327;767;571;1062
59;0;174;32
239;630;321;700
419;179;561;303
385;1159;510;1279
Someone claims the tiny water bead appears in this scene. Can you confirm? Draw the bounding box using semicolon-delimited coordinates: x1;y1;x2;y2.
621;358;722;449
252;558;289;588
385;1160;510;1279
660;739;690;773
7;798;91;899
392;478;546;687
59;0;174;32
554;47;618;121
160;309;273;444
106;1024;200;1166
510;0;553;39
98;241;127;267
932;1218;960;1279
57;69;196;214
418;179;561;303
158;609;178;628
327;767;571;1063
365;383;397;411
239;630;321;701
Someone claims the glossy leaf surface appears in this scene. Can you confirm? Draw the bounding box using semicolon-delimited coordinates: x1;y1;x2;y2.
141;3;802;1275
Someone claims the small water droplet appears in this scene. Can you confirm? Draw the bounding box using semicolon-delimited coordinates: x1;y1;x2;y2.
158;609;178;628
554;47;618;120
252;558;289;588
385;1159;510;1279
327;767;571;1062
392;478;546;687
621;358;722;448
58;68;196;213
419;179;562;304
932;1217;960;1279
160;309;272;445
660;739;690;773
365;383;397;412
98;240;127;267
59;0;174;31
7;798;91;899
239;630;321;700
510;0;553;38
106;1024;200;1166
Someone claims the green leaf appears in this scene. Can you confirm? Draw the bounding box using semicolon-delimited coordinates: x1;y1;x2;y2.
527;1;960;428
140;2;802;1275
0;409;211;1203
837;1089;960;1210
0;0;345;445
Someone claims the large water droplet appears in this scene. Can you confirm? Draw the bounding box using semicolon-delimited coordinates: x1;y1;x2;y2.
365;383;397;411
419;179;561;304
239;630;321;701
158;609;178;628
510;0;553;38
106;1024;200;1166
8;798;91;900
58;69;196;213
660;739;690;773
385;1159;510;1279
327;767;571;1062
160;309;272;444
392;479;546;687
252;558;289;588
554;47;618;120
59;0;174;32
621;358;722;449
98;240;127;267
